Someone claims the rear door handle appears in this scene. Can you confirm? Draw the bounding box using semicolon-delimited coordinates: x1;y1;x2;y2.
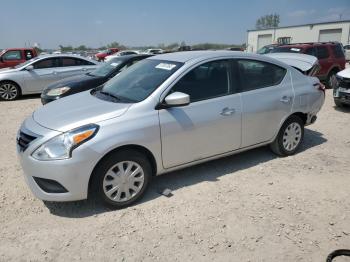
280;96;291;103
220;107;236;116
52;71;57;75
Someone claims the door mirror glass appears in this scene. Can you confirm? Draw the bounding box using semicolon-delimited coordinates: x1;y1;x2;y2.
164;92;190;107
25;65;34;71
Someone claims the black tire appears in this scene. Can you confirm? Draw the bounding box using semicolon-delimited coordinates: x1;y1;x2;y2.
270;115;304;156
0;81;21;101
334;99;343;108
90;149;152;208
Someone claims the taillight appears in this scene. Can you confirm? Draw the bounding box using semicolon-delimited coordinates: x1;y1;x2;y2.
314;82;325;94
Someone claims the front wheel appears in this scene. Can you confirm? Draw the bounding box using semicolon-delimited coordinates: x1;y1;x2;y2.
270;115;304;156
0;81;21;101
327;71;337;89
91;150;152;208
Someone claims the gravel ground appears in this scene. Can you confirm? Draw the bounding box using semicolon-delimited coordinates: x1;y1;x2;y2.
0;91;349;262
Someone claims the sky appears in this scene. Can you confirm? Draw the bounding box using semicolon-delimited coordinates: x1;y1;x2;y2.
0;0;349;49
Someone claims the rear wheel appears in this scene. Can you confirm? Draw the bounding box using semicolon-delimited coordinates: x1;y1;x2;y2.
91;149;151;208
270;115;304;156
0;81;20;101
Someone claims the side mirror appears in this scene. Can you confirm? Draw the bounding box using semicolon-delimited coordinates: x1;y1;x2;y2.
164;92;190;107
25;65;34;71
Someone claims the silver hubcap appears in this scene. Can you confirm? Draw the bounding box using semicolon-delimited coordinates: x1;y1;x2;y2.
103;161;144;202
283;122;302;151
0;83;18;100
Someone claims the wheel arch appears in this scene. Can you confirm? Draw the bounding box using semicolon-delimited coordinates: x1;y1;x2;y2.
272;112;307;142
88;144;158;196
0;79;22;95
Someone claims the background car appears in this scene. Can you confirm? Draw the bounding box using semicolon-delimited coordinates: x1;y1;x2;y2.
334;68;350;107
104;50;139;62
0;48;38;69
343;44;350;61
17;51;324;208
270;42;346;88
95;48;119;61
0;55;99;101
41;54;152;104
142;48;164;54
257;44;279;54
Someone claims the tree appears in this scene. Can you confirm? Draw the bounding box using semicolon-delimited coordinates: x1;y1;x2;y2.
58;45;73;52
255;13;280;29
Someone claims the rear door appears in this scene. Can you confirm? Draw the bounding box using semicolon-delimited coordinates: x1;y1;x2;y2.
159;59;242;168
315;46;331;77
58;57;97;78
237;59;293;147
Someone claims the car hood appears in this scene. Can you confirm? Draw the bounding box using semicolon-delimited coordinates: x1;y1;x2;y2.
337;68;350;79
45;73;104;90
0;67;19;74
33;91;132;132
265;53;318;74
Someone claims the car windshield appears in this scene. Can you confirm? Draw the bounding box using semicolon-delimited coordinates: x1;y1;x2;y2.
89;57;126;77
99;59;183;102
271;47;302;53
13;57;40;68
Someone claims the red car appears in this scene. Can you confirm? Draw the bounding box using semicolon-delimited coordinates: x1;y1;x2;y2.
95;48;119;61
271;42;346;88
0;48;38;69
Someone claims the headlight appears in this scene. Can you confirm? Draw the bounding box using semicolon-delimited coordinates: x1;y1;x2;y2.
46;86;71;96
32;124;99;161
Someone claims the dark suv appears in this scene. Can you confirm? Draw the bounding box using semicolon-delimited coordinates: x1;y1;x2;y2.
271;42;346;88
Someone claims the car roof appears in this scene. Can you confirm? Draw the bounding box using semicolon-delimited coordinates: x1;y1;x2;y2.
4;48;35;51
108;54;152;62
148;50;267;63
278;42;340;48
36;54;98;63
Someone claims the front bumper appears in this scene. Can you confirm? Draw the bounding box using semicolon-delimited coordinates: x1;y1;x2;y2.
16;117;101;202
40;94;59;105
333;87;350;105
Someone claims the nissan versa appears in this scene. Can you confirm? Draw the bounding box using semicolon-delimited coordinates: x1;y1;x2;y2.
17;51;325;208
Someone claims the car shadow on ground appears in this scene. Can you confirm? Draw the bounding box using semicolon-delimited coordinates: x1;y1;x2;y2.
334;105;350;113
44;128;327;218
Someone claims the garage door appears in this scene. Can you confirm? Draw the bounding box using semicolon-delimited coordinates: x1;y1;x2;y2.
257;34;272;50
319;29;342;42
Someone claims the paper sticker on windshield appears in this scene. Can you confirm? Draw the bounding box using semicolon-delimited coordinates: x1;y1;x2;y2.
291;48;300;52
110;62;120;67
156;63;177;70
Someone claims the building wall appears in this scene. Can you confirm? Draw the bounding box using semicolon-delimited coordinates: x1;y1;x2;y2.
247;21;350;53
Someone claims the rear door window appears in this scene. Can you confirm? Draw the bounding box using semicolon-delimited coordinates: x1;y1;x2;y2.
331;45;345;58
305;47;316;56
237;60;286;92
316;46;330;59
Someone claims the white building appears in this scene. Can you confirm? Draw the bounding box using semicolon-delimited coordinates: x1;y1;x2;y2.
247;20;350;53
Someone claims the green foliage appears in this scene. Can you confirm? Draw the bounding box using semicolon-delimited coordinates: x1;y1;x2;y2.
255;13;280;29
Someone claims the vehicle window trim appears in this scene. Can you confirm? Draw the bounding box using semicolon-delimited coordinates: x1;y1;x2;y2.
32;57;61;69
235;59;287;93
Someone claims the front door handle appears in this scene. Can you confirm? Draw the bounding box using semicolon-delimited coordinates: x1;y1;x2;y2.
220;107;235;116
280;96;291;103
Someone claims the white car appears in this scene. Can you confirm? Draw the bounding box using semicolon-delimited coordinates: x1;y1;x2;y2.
142;49;164;55
344;45;350;61
105;50;139;62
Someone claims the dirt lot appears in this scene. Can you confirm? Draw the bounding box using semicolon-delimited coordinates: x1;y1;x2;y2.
0;90;349;262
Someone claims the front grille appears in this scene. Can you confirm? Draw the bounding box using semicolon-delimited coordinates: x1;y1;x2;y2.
17;131;37;152
337;76;350;89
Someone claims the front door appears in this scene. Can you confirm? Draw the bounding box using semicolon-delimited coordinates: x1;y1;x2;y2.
159;59;242;168
23;57;62;93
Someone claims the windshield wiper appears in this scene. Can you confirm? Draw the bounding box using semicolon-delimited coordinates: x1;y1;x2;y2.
99;90;121;101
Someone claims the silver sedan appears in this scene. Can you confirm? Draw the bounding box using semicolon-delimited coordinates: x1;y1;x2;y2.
17;51;325;208
0;54;99;100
